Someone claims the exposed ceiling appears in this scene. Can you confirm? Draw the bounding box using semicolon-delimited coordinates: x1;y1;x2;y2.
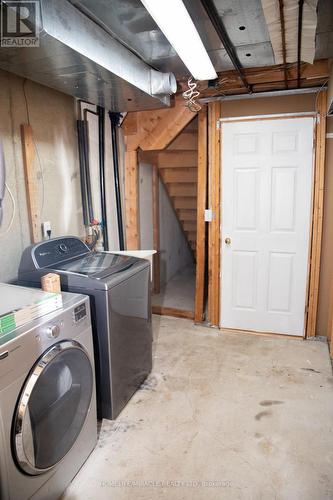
0;0;332;111
70;0;333;81
69;0;275;78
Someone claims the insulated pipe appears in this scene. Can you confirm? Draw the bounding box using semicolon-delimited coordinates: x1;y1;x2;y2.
97;106;109;251
82;121;94;223
109;112;125;251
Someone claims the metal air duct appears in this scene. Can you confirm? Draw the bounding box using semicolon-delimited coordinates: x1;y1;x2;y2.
0;0;177;111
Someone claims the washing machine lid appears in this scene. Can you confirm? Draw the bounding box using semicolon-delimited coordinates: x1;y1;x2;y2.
55;252;137;278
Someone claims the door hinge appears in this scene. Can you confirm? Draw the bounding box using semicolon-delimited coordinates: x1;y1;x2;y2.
216;120;221;130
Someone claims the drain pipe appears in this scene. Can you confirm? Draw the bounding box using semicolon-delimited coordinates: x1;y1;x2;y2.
97;106;109;251
109;112;125;250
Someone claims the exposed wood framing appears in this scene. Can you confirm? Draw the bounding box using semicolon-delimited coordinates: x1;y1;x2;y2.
122;98;198;253
178;60;329;98
124;150;140;249
195;108;208;323
20;124;39;243
207;102;221;326
306;90;327;337
152;165;160;294
152;305;194;320
123;96;196;152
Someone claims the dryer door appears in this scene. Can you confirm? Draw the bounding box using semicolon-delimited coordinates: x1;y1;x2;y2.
12;340;93;475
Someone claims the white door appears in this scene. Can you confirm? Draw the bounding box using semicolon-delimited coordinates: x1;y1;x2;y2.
220;117;314;336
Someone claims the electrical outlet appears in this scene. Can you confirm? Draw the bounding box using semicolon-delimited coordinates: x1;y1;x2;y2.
204;209;213;222
42;221;51;239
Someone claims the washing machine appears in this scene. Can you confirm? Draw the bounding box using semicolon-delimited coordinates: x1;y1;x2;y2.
18;236;152;420
0;287;97;500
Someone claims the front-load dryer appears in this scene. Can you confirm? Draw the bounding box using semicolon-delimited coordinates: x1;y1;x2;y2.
0;288;97;500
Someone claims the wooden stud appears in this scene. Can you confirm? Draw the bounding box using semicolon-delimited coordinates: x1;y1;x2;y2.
306;90;327;337
207;102;221;327
20;124;39;243
194;108;208;323
152;165;160;294
124;150;140;249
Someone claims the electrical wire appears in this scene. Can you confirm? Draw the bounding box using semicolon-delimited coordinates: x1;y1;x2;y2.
183;77;202;112
0;183;16;236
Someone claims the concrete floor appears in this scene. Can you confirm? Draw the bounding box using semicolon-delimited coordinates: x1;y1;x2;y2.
152;266;195;311
64;316;333;500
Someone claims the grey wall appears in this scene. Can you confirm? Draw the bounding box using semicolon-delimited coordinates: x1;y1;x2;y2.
0;69;84;282
159;181;193;287
138;163;193;287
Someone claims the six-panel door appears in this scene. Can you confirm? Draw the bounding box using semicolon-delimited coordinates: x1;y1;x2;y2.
220;117;314;336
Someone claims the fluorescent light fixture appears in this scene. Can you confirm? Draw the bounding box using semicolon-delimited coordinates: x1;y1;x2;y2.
140;0;217;81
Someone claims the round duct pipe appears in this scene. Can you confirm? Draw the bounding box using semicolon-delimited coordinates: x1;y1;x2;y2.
150;70;177;96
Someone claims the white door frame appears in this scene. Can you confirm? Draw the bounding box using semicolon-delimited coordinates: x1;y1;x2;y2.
219;112;317;338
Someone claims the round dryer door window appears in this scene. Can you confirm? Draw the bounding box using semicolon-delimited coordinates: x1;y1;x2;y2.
12;340;93;475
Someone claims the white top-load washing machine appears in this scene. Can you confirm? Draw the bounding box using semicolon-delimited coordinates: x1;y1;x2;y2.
0;286;97;500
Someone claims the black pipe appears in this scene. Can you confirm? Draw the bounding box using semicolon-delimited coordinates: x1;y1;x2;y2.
200;0;252;93
77;120;89;226
109;112;125;250
82;120;94;223
97;106;109;251
297;0;304;88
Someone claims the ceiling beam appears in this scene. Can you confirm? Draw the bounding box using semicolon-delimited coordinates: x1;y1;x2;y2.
200;0;251;93
278;0;288;89
297;0;304;88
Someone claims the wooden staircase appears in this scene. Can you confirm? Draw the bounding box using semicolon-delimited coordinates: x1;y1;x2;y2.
157;118;198;255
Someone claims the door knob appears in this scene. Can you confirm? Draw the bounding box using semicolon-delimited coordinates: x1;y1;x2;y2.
225;237;231;245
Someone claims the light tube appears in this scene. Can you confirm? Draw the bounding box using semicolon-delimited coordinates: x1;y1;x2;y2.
141;0;218;81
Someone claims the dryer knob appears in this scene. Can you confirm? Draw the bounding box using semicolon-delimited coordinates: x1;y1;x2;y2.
46;325;60;339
